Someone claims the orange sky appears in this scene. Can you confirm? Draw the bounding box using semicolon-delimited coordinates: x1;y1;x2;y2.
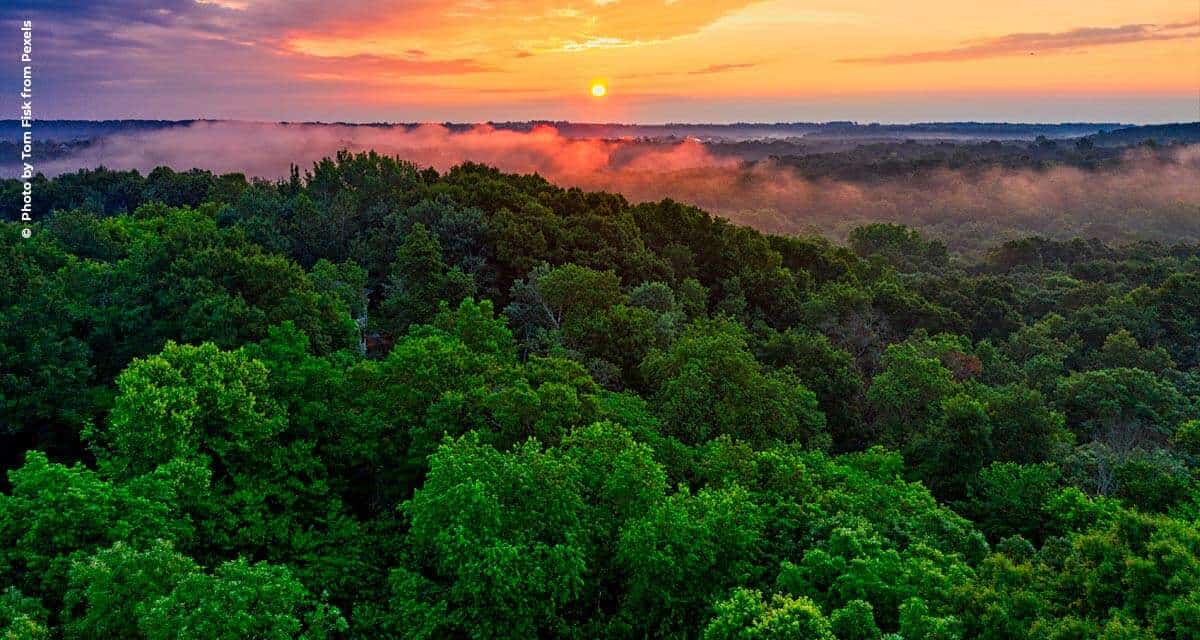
16;0;1200;122
283;1;1199;107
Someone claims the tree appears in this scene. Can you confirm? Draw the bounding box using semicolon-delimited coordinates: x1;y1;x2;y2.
757;329;866;451
979;384;1069;465
63;541;198;639
396;436;591;639
395;197;488;277
848;223;949;273
0;588;49;640
704;588;835;640
1087;329;1175;373
309;260;367;322
379;223;476;333
905;392;993;500
830;600;882;640
641;319;827;448
898;597;962;640
1057;368;1186;450
0;226;96;447
97;342;286;476
530;263;623;330
618;486;766;635
867;342;956;446
92;340;357;570
0;452;187;605
960;463;1061;543
138;559;345;640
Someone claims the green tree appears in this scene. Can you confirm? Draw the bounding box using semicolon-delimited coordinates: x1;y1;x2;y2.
138;559;345;640
757;329;866;451
0;452;187;605
830;600;882;640
867;342;956;445
395;436;591;639
704;588;835;640
960;463;1061;543
0;588;49;640
641;319;827;448
1057;368;1187;448
63;541;197;639
379;223;476;333
618;486;766;635
905;393;993;500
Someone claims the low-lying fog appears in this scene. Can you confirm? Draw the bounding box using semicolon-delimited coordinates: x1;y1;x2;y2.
17;121;1200;248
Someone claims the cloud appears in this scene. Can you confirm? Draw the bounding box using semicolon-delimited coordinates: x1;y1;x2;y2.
686;62;760;74
0;0;502;119
298;53;496;76
841;21;1200;64
268;0;764;57
621;61;760;79
1;0;762;116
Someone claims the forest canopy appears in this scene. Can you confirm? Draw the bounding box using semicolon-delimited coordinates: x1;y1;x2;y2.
1;152;1198;639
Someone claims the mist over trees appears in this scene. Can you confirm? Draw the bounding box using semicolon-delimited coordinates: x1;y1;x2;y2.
2;151;1198;639
4;122;1197;256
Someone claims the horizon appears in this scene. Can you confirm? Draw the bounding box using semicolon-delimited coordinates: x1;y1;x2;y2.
10;117;1195;128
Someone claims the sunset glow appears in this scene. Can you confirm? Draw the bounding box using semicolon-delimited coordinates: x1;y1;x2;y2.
5;1;1198;121
591;82;608;98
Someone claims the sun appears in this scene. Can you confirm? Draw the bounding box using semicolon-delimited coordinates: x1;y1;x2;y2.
590;81;607;98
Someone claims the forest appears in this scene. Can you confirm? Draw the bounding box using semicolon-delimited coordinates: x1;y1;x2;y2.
1;152;1198;639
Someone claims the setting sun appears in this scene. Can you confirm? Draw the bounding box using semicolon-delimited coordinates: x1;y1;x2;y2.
590;82;607;98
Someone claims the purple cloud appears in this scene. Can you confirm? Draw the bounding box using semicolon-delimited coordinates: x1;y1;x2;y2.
841;21;1200;64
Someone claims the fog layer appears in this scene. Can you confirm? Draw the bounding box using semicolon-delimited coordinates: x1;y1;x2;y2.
35;121;1200;248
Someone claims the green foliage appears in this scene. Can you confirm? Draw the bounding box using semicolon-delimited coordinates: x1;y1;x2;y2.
757;328;866;451
1171;419;1200;458
868;341;956;445
536;263;623;326
98;341;285;475
642;319;827;448
704;588;835;640
830;600;882;640
2;156;1198;639
425;298;518;358
1057;367;1187;439
379;222;476;333
849;223;949;273
59;539;349;640
960;463;1062;543
0;227;97;442
898;597;962;640
139;558;346;640
906;392;994;499
400;436;590;638
0;589;49;640
385;421;667;639
63;540;198;639
619;485;767;633
0;452;187;604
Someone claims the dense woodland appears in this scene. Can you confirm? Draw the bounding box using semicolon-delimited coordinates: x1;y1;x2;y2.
765;137;1168;179
2;152;1198;639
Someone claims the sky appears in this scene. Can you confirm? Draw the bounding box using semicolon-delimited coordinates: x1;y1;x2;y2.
3;0;1198;123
